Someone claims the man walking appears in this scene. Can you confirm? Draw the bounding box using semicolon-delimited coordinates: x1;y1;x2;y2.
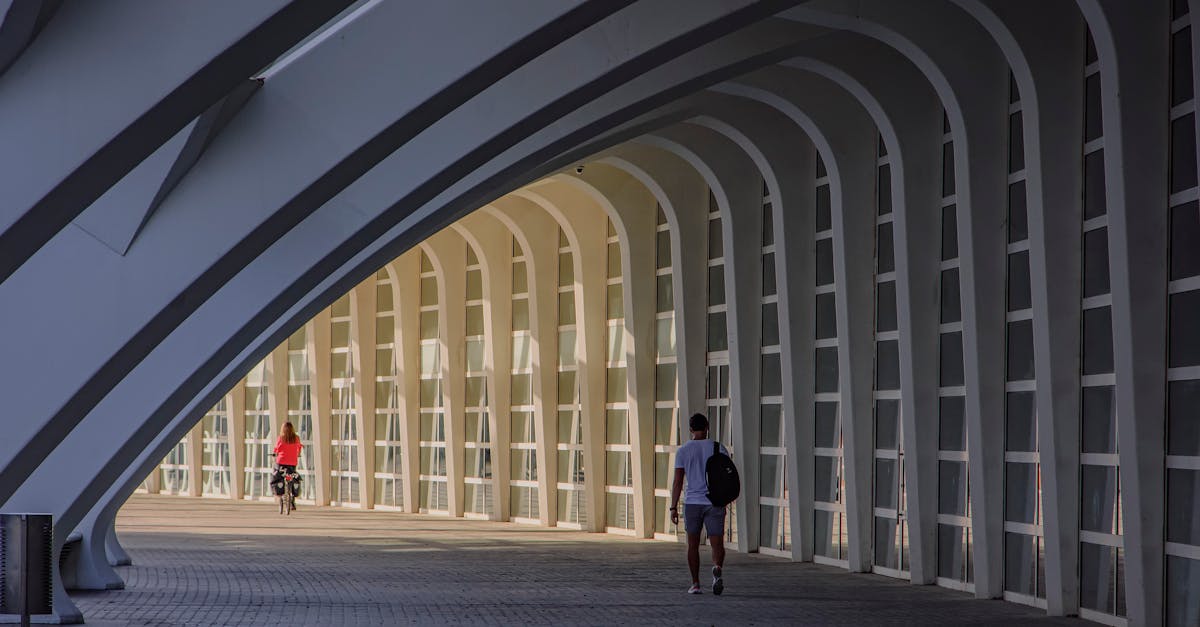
670;413;728;595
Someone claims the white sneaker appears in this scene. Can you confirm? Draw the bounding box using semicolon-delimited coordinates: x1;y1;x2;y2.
687;584;702;594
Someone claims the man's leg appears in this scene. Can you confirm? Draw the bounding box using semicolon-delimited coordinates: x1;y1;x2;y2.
686;532;702;586
709;534;725;570
706;507;726;595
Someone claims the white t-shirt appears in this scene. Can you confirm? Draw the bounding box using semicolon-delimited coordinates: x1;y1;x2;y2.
674;438;730;505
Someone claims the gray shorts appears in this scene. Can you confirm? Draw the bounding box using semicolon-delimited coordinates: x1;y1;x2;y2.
684;503;726;536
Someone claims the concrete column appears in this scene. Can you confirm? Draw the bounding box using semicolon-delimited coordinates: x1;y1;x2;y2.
558;168;660;538
351;279;379;510
1076;2;1170;624
422;235;467;518
508;190;607;532
186;422;203;497
454;212;515;521
963;1;1089;613
390;252;422;514
228;382;246;501
691;97;821;562
309;313;333;506
268;344;288;449
643;124;764;553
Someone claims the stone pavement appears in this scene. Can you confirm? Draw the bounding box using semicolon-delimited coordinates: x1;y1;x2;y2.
71;495;1081;626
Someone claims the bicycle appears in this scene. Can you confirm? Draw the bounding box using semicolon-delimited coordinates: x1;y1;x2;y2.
274;466;301;515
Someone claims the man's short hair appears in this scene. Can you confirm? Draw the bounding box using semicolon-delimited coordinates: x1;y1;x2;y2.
689;413;709;432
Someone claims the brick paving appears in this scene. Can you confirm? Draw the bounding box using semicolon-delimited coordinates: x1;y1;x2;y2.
71;495;1081;626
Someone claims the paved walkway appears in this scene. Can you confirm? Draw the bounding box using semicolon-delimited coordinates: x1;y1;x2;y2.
72;495;1080;626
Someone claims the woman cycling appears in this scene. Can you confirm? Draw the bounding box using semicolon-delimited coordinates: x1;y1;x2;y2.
270;422;304;508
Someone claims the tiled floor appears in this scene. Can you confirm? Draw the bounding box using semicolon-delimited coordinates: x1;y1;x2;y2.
68;495;1080;625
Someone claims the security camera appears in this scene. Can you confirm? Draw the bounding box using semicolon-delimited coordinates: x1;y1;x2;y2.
575;165;584;174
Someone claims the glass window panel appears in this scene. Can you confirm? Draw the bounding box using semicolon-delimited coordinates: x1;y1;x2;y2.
465;338;485;373
420;311;438;340
762;252;777;297
1008;111;1025;173
939;461;968;516
606;368;627;403
1167;469;1200;545
513;261;528;294
707;311;728;352
656;364;676;402
875;461;898;508
375;315;395;344
1085;73;1103;143
1171;201;1200;280
938;524;967;580
1172;113;1198;194
558;291;576;324
1080;542;1125;615
375;349;395;377
815;347;839;393
288;328;306;351
1006;391;1038;452
607;283;624;319
1169;380;1200;455
941;205;958;260
331;352;350;379
939;397;966;451
607;324;625;362
761;353;782;397
877;164;892;215
655;408;676;446
940;332;964;387
606;409;629;444
1082;386;1117;455
462;306;484;338
558;253;574;287
816;292;838;339
376;283;393;311
1084;150;1107;220
511;334;531;370
511;411;533;443
1008;251;1032;311
762;204;774;245
557;372;577;405
708;218;723;259
1008;181;1028;243
874;399;899;449
762;302;779;347
1005;462;1039;524
464;376;485;408
331;321;350;348
656;274;673;313
1170;289;1200;367
656;230;672;269
655;317;676;358
506;374;533;410
877;223;895;274
1081;464;1120;534
940;268;961;323
466;269;483;300
707;265;725;307
1007;320;1035;381
760;404;782;448
942;142;956;197
1166;555;1200;627
815;402;840;449
814;456;839;502
816;239;834;286
816;186;832;231
607;242;621;277
420;277;438;305
875;517;899;569
1004;532;1037;595
332;294;351;317
512;298;530;331
1083;306;1114;375
1083;227;1110;297
760;454;783;499
876;281;897;332
875;340;900;390
558;329;577;366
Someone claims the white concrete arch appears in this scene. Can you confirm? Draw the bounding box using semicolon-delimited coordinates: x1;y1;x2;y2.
0;0;768;516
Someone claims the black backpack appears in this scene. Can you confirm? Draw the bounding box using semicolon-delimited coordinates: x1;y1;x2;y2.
705;441;741;507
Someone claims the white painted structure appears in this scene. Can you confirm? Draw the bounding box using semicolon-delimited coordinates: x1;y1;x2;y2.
0;2;1195;625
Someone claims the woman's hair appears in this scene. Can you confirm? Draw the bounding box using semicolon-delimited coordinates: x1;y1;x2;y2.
281;421;299;444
